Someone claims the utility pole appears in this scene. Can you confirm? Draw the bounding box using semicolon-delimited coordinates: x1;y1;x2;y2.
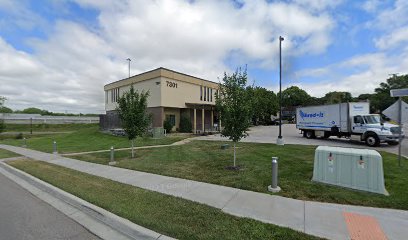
126;58;131;78
277;36;284;146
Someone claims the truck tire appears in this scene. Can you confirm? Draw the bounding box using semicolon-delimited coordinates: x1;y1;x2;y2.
305;130;316;139
323;131;331;139
365;133;380;147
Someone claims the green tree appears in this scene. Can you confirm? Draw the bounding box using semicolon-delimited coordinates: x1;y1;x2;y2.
280;86;312;107
247;86;278;125
116;85;151;158
371;74;408;112
0;97;6;133
216;68;252;168
20;107;43;114
0;106;12;113
322;91;353;104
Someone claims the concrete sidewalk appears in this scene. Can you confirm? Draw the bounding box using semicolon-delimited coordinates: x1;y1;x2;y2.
62;138;193;156
1;144;408;240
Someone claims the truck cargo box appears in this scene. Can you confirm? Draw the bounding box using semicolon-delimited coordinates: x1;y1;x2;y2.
312;146;388;195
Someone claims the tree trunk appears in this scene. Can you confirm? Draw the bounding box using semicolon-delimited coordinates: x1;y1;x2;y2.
131;139;135;158
233;142;236;167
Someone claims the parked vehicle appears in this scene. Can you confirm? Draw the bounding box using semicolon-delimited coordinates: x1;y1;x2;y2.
296;102;404;147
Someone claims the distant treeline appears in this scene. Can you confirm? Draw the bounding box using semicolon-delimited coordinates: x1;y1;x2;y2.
0;107;99;117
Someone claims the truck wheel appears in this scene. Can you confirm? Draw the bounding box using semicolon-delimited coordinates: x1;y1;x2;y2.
365;133;380;147
305;130;316;139
387;141;399;146
322;132;331;139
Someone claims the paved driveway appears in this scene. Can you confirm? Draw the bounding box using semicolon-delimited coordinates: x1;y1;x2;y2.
0;172;99;240
196;124;408;157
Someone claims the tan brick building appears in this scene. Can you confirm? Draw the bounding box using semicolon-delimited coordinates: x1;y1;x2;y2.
102;67;219;133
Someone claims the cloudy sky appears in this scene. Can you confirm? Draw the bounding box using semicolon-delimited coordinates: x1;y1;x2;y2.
0;0;407;113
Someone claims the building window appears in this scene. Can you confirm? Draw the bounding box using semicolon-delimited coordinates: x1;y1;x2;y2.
200;86;202;101
210;88;213;102
207;87;210;102
204;86;207;101
111;88;120;103
166;114;176;126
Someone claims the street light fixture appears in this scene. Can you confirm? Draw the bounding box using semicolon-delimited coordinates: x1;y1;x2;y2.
126;58;131;78
276;36;284;146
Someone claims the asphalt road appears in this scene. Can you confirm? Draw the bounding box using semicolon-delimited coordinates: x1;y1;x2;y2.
197;124;408;157
0;172;99;240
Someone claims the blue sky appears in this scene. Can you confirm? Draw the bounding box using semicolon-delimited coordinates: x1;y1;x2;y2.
0;0;407;113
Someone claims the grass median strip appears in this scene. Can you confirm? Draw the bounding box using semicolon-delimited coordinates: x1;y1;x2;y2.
73;140;408;210
0;149;20;159
0;125;187;154
8;159;319;240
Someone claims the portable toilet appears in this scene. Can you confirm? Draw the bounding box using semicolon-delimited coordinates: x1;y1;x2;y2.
312;146;388;195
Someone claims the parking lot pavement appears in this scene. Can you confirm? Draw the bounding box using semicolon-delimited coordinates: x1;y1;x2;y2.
196;124;408;157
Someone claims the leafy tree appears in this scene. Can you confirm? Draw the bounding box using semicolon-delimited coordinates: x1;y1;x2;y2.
371;74;408;112
247;86;278;125
0;97;6;133
280;86;312;107
0;106;12;113
20;107;43;114
322;91;353;104
216;68;252;168
116;85;151;158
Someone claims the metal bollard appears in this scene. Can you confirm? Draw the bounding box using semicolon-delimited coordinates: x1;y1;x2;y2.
53;141;57;154
268;157;281;192
110;146;114;162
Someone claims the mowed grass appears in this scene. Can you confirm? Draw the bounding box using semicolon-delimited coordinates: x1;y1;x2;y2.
9;160;319;240
73;141;408;210
4;123;94;132
0;149;20;159
0;125;187;154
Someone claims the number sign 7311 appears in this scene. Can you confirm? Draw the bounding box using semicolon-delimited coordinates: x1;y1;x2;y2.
166;81;178;88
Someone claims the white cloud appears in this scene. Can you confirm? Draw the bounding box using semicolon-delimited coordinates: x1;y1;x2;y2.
1;0;336;113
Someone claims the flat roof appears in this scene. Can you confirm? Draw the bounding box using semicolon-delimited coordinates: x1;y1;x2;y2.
104;67;219;90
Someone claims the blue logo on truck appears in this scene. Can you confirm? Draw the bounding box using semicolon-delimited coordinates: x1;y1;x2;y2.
299;110;324;120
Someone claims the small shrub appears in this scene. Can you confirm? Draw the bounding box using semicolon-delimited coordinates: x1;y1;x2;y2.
0;119;4;133
15;132;24;139
163;119;174;133
179;116;192;133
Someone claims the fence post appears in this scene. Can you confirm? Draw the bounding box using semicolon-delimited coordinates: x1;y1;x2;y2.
268;157;281;192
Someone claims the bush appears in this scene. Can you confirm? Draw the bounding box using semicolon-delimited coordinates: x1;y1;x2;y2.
0;119;5;133
163;119;174;133
15;132;24;139
179;116;192;133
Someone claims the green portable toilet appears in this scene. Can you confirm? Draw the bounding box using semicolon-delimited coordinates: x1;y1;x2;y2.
312;146;388;195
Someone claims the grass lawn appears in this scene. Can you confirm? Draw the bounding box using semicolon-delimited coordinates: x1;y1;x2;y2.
73;140;408;210
9;160;319;240
0;149;20;159
0;125;187;154
4;123;95;132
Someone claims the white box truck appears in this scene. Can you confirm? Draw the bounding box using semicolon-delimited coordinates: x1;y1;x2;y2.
296;102;404;147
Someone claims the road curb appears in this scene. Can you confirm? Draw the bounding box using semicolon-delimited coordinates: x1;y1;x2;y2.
0;161;175;240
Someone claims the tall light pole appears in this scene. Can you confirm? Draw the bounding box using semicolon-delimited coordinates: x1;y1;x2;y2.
276;36;284;146
126;58;131;78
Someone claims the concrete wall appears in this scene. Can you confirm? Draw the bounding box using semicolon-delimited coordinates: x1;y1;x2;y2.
105;77;162;111
0;114;99;124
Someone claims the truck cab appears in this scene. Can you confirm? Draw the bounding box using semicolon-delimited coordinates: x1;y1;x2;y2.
352;114;403;146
